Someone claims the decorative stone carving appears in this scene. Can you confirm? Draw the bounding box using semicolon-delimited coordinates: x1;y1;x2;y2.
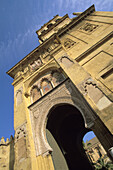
79;23;99;33
15;123;27;142
30;57;42;72
14;71;23;79
33;109;40;119
29;70;66;103
84;78;112;110
63;38;76;49
42;40;59;59
42;49;49;59
23;66;29;77
29;80;96;156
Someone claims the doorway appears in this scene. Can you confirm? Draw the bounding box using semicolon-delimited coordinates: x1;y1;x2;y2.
46;104;94;170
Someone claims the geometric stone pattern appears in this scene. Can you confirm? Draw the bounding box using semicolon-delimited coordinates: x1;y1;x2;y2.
15;123;27;142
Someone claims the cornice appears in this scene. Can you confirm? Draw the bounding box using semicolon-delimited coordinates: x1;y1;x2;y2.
6;35;60;78
7;5;95;79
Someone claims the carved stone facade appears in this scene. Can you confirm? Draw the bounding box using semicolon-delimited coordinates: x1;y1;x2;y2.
29;80;97;157
2;5;113;170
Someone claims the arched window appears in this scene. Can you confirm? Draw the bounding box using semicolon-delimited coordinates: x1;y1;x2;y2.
31;86;41;103
41;79;52;95
52;71;65;87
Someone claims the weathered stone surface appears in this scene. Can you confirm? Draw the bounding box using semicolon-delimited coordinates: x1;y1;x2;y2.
4;5;113;170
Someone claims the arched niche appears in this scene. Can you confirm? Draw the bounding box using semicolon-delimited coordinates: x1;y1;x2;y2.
51;71;65;87
30;86;41;103
28;70;66;102
16;90;22;106
41;78;53;95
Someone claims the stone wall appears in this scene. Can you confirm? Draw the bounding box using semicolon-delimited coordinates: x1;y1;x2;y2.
0;136;14;170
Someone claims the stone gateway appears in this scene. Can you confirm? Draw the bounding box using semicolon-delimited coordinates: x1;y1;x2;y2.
0;5;113;170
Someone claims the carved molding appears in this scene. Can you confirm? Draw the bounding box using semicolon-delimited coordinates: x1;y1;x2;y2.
42;40;59;59
29;81;96;156
29;57;43;72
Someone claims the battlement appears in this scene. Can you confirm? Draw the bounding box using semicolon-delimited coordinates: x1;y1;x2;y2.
0;136;14;146
0;136;14;169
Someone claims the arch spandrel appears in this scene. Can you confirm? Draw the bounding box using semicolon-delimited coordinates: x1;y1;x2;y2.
28;81;97;156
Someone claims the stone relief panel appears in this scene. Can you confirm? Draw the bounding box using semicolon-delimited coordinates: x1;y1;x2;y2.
14;40;60;80
41;39;60;59
79;22;99;34
29;57;43;72
28;80;96;156
15;123;27;142
14;71;23;79
63;38;76;49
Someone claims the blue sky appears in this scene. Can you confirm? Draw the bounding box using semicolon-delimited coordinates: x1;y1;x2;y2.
0;0;113;141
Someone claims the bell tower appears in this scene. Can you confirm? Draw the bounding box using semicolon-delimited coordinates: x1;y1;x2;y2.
6;5;113;170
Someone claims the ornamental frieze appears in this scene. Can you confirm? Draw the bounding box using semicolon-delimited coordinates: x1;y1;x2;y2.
42;39;60;59
29;57;43;72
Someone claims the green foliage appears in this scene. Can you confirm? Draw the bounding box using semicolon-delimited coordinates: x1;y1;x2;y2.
93;157;113;170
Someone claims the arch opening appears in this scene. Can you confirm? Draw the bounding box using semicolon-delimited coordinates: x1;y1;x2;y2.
46;104;94;170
